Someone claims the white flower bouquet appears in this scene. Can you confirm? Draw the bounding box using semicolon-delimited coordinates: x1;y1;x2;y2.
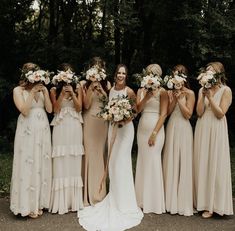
52;69;79;85
97;95;135;124
141;74;162;91
163;73;187;90
86;65;107;81
24;70;51;85
197;70;219;89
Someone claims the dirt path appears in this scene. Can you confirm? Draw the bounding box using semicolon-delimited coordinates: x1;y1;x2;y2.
0;198;234;231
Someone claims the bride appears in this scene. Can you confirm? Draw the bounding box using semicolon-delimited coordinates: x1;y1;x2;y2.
78;64;143;231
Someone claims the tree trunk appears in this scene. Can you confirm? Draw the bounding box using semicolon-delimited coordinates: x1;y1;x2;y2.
114;0;121;64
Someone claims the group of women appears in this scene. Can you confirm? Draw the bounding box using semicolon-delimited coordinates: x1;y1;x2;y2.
10;58;233;231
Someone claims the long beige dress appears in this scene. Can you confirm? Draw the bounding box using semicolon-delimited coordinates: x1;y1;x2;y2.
135;90;165;214
163;97;193;216
10;89;52;216
194;85;233;215
49;98;84;214
83;90;108;205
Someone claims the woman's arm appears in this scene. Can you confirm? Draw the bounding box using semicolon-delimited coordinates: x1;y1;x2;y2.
72;84;82;112
50;87;65;113
42;86;52;113
13;87;34;116
206;86;232;119
83;84;94;110
148;89;168;146
196;88;205;117
137;89;153;113
176;90;195;120
167;90;177;115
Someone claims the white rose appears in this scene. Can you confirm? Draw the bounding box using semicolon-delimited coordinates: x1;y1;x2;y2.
167;80;174;89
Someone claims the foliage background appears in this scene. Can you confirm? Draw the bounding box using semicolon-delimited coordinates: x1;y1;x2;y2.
0;0;235;195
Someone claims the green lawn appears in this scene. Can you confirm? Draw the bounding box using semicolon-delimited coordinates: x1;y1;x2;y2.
1;147;235;197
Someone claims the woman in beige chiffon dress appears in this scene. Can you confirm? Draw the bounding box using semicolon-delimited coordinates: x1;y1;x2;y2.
83;57;110;205
163;65;195;216
194;62;233;218
135;64;168;214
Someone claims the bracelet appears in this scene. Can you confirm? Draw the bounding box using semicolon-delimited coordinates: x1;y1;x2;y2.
151;131;157;138
152;131;157;135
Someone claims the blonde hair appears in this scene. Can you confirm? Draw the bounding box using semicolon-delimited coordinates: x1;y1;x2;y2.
206;61;226;84
146;64;162;77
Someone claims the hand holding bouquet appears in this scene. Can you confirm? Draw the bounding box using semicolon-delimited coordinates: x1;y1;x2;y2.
141;74;162;91
163;73;187;90
52;69;79;85
97;95;135;126
197;70;219;89
24;70;51;85
86;65;106;82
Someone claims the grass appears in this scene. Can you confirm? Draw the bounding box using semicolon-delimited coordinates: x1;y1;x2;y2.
1;145;235;198
0;153;13;197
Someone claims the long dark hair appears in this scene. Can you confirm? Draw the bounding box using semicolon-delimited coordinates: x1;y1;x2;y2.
55;63;77;98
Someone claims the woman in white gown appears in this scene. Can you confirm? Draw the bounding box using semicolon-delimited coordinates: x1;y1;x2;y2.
49;64;84;214
135;64;168;214
10;63;52;218
78;64;143;231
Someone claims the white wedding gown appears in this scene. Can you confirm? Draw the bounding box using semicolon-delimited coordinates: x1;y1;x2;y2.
78;87;143;231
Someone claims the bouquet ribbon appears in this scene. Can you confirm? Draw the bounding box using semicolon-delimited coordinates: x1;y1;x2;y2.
99;123;118;193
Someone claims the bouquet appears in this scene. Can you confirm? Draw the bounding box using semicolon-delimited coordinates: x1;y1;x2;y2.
163;73;187;90
97;95;135;124
86;65;106;81
141;74;162;91
52;69;79;85
133;69;162;91
197;70;219;89
23;70;51;85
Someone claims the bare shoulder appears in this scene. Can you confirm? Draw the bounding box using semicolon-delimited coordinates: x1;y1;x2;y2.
107;81;112;90
185;88;195;97
50;86;56;92
159;87;167;96
126;86;135;97
223;85;232;94
13;86;23;94
80;80;87;88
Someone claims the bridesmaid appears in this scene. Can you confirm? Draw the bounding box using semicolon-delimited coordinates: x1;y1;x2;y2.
163;64;195;216
83;57;110;205
135;64;168;214
194;61;233;218
10;63;52;218
49;63;84;214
